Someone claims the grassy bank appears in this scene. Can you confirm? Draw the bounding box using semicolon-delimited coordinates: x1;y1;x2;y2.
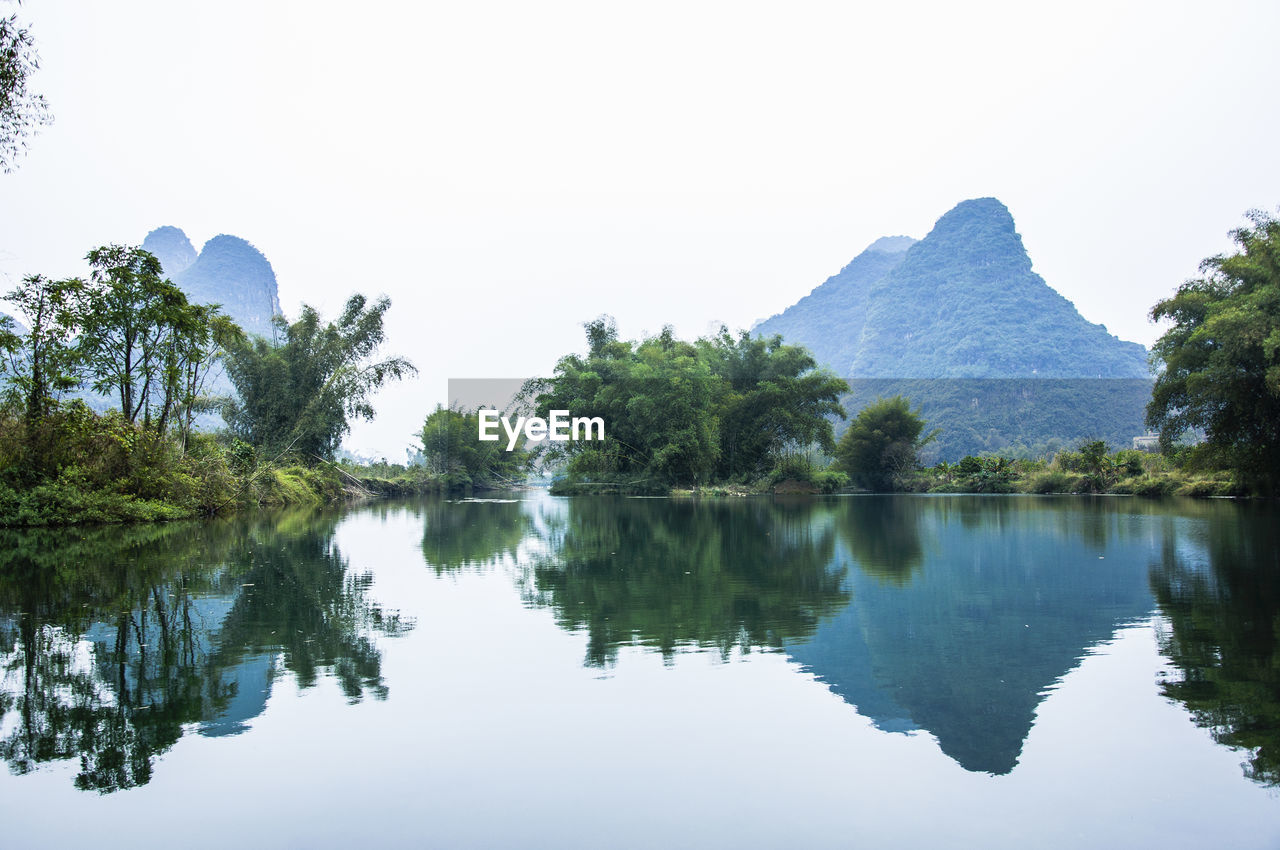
903;445;1239;497
554;455;850;497
337;458;520;498
0;401;355;527
0;402;537;528
555;444;1241;499
1;403;1242;530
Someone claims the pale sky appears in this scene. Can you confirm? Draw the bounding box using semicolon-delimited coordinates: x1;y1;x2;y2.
3;0;1278;457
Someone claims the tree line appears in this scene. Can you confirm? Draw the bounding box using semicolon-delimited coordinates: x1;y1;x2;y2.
522;318;849;490
0;243;413;524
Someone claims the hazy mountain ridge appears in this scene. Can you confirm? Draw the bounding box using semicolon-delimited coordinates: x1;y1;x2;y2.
141;225;197;277
0;312;27;336
754;236;915;374
142;227;283;340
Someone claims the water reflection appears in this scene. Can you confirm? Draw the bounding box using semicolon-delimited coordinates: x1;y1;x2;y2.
419;498;529;571
835;496;925;584
4;491;1277;802
1150;502;1280;787
0;511;409;792
792;495;1162;774
519;497;850;667
421;493;1279;784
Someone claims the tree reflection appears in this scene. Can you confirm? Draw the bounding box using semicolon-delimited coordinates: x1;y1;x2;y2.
419;498;529;572
0;511;409;792
213;513;411;701
1151;504;1280;786
523;497;849;667
835;496;925;584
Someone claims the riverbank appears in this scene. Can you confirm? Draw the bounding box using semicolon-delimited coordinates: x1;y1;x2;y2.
0;403;1241;529
0;402;469;528
0;456;351;527
555;446;1242;499
0;462;480;528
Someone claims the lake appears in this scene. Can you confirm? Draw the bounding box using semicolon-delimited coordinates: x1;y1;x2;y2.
1;493;1277;848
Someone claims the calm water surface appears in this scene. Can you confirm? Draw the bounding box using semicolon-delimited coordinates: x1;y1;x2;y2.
0;493;1277;848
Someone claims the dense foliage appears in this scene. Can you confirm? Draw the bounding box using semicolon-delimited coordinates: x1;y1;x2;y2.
835;395;936;491
0;246;407;525
910;441;1235;497
1147;210;1280;494
222;294;415;461
1;249;241;472
526;318;847;489
419;405;531;490
1;273;79;425
841;377;1151;462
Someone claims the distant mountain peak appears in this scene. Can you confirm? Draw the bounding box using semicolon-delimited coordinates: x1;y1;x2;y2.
865;235;917;254
753;197;1153;458
759;197;1146;380
200;233;264;255
851;197;1140;378
142;226;197;277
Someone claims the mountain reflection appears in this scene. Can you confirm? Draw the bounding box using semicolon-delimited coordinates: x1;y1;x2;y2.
791;495;1161;774
1150;502;1280;787
0;511;409;792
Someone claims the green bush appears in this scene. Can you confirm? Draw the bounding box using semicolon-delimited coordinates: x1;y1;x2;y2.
1114;449;1146;477
767;455;849;494
1112;475;1175;497
1024;468;1085;494
0;402;355;527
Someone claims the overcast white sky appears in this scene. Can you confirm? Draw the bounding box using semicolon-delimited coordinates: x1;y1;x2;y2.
3;0;1278;456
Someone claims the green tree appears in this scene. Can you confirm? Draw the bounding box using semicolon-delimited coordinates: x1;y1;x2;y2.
1147;210;1280;493
529;318;847;488
696;328;848;480
529;318;722;487
0;274;81;425
419;404;530;488
835;395;936;491
0;4;51;172
167;306;243;451
75;245;200;430
3;247;237;456
223;294;415;460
